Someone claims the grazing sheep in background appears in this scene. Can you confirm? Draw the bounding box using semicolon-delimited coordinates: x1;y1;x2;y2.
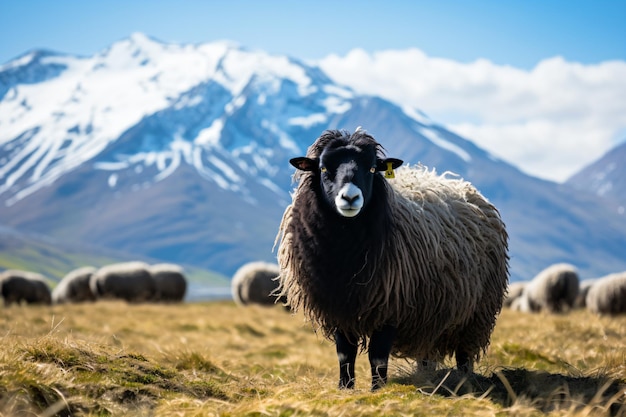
52;266;97;304
503;281;527;308
509;296;526;312
0;270;52;306
90;261;156;303
231;261;285;307
276;129;509;390
516;263;580;313
573;279;597;309
149;263;187;302
585;272;626;316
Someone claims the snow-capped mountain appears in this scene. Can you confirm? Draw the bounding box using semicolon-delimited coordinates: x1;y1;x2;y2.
0;33;338;204
1;33;625;281
566;140;626;213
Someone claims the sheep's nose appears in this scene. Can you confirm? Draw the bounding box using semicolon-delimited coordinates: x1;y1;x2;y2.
338;183;362;203
334;183;364;217
341;192;360;204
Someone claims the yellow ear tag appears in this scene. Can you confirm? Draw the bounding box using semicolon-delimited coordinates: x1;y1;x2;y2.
384;162;395;179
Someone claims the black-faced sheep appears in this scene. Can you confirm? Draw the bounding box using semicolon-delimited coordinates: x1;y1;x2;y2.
585;272;626;316
149;263;187;302
52;266;97;304
514;263;580;313
0;270;52;306
231;261;286;306
276;129;509;390
90;261;156;303
503;281;527;308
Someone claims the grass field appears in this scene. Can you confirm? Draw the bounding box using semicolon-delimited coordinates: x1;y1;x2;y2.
0;300;624;416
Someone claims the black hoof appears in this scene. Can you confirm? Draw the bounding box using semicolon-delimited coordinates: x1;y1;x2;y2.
338;378;355;389
371;377;387;391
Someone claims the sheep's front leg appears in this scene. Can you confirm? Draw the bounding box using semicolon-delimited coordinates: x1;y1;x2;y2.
368;324;397;390
455;348;474;374
335;330;358;389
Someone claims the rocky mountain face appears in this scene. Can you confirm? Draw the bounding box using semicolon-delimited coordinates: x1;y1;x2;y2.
1;33;625;281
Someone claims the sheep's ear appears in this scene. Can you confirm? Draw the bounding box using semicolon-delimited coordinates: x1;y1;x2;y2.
376;158;403;171
376;158;403;179
290;157;319;171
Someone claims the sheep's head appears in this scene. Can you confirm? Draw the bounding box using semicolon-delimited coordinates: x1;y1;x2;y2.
290;130;402;218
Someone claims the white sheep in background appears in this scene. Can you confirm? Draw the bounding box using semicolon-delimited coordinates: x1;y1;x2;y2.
90;261;156;303
231;261;285;307
52;266;97;304
149;263;187;302
573;279;597;309
514;263;579;313
503;281;527;308
585;272;626;316
0;270;52;306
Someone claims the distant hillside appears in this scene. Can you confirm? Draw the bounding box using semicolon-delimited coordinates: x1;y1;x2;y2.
566;139;626;213
0;225;229;288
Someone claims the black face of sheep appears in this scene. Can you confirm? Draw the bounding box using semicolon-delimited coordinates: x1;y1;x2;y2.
278;129;509;391
290;139;402;219
288;132;404;389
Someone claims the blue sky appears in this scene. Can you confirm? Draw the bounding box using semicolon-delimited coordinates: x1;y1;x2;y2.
1;0;625;182
1;0;624;68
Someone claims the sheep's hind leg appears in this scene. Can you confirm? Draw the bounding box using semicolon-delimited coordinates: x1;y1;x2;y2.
335;330;358;389
368;324;397;391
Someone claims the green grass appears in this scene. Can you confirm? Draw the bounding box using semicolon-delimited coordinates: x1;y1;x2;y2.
0;302;623;416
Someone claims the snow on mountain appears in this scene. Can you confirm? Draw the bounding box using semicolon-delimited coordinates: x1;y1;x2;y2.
0;33;351;205
1;33;625;280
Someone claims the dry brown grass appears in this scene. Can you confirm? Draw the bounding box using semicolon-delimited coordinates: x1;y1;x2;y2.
0;301;624;416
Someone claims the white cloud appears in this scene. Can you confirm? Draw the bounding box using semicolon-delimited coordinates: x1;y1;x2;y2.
318;49;626;182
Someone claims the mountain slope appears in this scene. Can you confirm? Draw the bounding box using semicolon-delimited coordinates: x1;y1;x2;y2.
1;33;625;282
329;98;626;280
0;224;230;290
566;140;626;212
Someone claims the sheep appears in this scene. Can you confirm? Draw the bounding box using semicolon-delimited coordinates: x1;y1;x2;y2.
230;261;286;306
52;266;97;304
585;272;626;316
0;270;52;306
149;263;187;302
90;261;156;303
509;296;526;312
516;263;580;313
503;281;527;308
573;279;597;309
276;129;509;390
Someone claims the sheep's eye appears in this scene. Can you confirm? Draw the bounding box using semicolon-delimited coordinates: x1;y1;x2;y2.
320;166;327;173
369;166;376;173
